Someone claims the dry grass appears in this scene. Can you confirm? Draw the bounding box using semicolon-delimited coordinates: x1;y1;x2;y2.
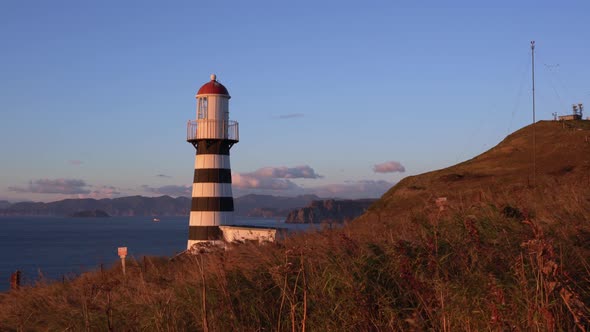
1;121;589;330
372;120;590;218
0;186;588;331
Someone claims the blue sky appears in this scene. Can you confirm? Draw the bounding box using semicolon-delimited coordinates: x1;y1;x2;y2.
1;0;589;202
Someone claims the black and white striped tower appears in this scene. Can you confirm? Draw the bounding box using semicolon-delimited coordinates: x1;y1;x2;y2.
186;74;239;249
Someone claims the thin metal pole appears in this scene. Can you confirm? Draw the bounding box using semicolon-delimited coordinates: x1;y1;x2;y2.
531;40;537;187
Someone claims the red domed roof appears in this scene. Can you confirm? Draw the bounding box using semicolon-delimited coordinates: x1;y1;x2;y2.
197;74;230;97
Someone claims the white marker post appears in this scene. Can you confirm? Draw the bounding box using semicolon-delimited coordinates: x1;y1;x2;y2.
118;247;127;275
435;197;447;212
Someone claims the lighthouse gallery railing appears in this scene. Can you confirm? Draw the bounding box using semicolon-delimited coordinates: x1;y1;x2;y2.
186;120;239;142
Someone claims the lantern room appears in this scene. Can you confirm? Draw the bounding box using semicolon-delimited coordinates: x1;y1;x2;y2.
187;74;238;143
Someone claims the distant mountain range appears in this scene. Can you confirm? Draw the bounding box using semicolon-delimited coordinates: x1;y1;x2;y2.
285;199;377;224
0;196;191;217
234;194;320;217
0;194;322;218
69;209;111;218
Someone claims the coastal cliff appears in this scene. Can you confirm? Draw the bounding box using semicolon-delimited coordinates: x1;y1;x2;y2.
284;199;376;224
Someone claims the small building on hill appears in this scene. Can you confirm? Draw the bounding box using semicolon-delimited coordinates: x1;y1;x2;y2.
559;114;582;121
558;103;584;121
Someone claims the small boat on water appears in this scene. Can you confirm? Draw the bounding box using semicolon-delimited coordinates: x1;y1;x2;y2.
152;218;160;222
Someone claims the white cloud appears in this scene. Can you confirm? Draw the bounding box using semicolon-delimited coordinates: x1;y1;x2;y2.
9;179;91;195
232;173;300;190
276;113;304;119
373;161;405;173
304;180;394;199
232;165;321;191
231;165;393;199
77;186;122;199
252;165;322;179
233;178;394;200
142;185;191;197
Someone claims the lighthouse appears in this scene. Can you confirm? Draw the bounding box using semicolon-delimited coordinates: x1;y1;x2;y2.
186;74;239;249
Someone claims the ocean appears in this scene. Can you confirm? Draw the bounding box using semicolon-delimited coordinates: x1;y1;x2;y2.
0;216;307;292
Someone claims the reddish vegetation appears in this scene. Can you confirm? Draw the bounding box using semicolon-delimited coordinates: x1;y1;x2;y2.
1;121;589;330
366;120;590;220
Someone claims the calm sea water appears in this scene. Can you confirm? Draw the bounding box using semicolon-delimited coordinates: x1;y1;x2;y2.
0;216;307;292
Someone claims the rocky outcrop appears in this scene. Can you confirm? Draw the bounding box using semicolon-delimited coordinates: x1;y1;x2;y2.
285;199;376;224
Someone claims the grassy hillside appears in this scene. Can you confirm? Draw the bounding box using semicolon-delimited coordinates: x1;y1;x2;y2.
1;121;589;330
362;120;590;222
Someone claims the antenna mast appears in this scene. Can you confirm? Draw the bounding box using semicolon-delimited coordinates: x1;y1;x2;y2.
531;40;536;187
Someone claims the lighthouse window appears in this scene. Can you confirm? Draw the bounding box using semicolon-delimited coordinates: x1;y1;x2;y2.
198;97;208;119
